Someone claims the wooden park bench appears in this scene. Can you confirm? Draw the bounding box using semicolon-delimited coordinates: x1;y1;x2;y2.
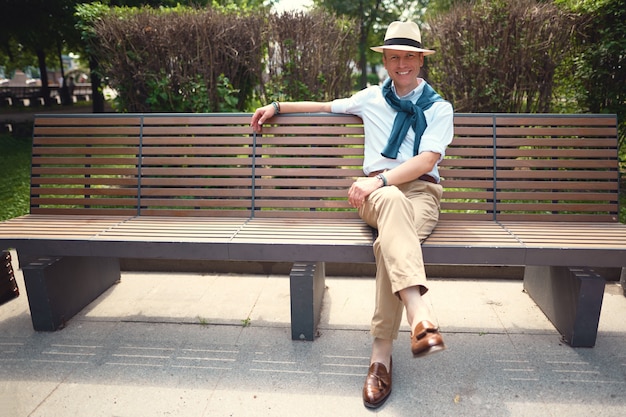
0;112;624;347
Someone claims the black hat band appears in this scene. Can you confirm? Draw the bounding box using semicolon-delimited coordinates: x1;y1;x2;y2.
384;37;422;49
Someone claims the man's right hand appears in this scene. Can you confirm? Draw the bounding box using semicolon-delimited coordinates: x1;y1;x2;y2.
250;105;276;133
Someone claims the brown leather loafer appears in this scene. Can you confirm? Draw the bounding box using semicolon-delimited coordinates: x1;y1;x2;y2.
363;357;392;409
411;320;445;357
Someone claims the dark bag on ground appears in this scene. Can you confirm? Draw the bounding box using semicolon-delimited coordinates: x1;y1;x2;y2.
0;250;19;306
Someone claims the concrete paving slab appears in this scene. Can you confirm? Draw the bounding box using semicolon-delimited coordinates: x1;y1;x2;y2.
1;254;625;417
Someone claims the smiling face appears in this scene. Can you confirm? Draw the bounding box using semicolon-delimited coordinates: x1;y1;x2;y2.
382;49;424;96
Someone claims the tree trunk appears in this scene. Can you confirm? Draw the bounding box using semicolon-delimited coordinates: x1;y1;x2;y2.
359;24;368;89
57;41;73;106
89;56;105;113
36;48;53;107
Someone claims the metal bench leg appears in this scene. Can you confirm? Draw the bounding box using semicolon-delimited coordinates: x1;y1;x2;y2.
21;256;120;331
289;262;326;341
523;266;605;347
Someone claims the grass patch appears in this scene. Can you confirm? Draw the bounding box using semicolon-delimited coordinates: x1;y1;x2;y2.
0;133;31;221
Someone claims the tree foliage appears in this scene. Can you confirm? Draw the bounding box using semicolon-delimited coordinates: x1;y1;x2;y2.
556;0;626;154
313;0;428;89
0;0;82;105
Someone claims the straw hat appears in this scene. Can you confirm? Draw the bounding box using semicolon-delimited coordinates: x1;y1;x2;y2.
370;21;435;55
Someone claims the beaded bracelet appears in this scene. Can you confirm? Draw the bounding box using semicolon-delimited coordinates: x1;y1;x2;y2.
271;101;280;114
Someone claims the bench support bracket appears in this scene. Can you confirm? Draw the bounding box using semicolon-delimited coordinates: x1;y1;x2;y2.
22;256;120;331
523;266;605;347
289;262;325;341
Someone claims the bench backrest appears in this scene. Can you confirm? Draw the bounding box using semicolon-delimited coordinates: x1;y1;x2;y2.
444;114;620;221
31;113;619;222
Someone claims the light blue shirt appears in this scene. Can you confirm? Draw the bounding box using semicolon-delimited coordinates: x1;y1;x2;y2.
331;79;454;182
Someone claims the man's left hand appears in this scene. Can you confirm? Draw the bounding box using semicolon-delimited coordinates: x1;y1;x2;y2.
348;177;382;208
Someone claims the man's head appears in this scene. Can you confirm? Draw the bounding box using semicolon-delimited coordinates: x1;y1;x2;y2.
370;21;435;56
373;22;433;94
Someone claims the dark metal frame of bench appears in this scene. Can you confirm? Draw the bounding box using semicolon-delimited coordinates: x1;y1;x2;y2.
0;113;624;347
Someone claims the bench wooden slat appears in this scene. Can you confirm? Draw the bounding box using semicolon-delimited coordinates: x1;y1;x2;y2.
257;136;367;146
453;114;496;124
425;222;522;247
140;167;252;176
29;208;140;216
32;177;138;187
495;138;617;147
141;137;253;145
31;167;139;176
498;214;618;222
140;199;253;208
496;202;616;211
141;114;254;125
140;178;251;187
497;159;616;169
440;201;495;210
35;146;140;155
31;156;139;166
141;126;254;135
140;188;251;197
502;222;626;248
496;127;617;137
497;191;616;200
142;156;254;166
251;210;361;219
235;218;373;242
35;126;142;136
141;146;254;156
33;116;141;126
0;214;131;238
33;137;140;145
139;209;252;217
495;115;617;125
496;170;616;179
95;217;248;241
31;187;138;197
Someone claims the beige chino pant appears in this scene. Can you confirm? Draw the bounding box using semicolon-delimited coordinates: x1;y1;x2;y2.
358;178;443;340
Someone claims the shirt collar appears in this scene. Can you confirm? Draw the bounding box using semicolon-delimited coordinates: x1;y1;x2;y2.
391;78;426;100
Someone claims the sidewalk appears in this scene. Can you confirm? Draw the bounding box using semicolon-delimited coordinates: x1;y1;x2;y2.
1;252;625;417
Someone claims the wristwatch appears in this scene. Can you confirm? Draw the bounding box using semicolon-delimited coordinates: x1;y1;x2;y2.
375;173;388;187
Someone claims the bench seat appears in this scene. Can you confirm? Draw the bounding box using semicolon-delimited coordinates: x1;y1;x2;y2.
501;221;626;267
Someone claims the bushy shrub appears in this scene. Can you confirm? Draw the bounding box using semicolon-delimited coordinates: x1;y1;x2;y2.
262;10;358;103
90;6;265;112
426;0;579;113
88;6;357;112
